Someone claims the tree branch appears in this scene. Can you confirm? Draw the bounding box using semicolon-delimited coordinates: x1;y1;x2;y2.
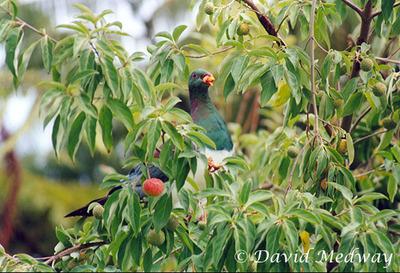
183;46;234;58
44;242;106;265
236;0;286;46
371;2;400;19
341;0;362;16
349;106;371;134
353;130;386;145
340;0;373;133
310;0;320;139
375;56;400;65
2;7;58;43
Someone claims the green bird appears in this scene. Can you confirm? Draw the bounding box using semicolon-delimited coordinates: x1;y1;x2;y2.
66;69;233;217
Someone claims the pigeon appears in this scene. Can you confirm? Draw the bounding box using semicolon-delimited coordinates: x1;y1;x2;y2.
65;69;233;217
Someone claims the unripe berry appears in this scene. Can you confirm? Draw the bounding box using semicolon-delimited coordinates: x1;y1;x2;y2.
372;82;387;97
333;98;344;109
93;204;104;219
382;118;397;130
198;221;206;230
146;229;165;246
337;139;347;154
166;215;179;231
143;178;164;197
340;64;347;76
360;58;373;72
204;2;215;15
287;146;299;158
237;23;250;36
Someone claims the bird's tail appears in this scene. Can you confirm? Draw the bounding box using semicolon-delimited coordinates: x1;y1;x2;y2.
64;197;108;217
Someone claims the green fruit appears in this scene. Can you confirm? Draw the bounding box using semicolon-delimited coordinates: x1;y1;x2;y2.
337;139;347;154
237;23;250;36
166;215;179;231
146;229;165;246
287;146;299;158
372;82;386;97
204;2;214;15
316;90;324;99
340;64;347;75
68;260;79;270
382;118;397;130
93;204;104;219
247;261;257;272
333;98;344;109
198;221;206;230
360;58;373;72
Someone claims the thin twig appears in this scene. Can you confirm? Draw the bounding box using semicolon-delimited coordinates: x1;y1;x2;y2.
152;247;182;265
1;7;58;43
350;106;371;134
286;135;316;196
314;38;329;54
44;242;106;265
341;0;362;16
183;46;234;58
375;56;400;65
353;130;386;145
371;2;400;19
310;0;320;140
236;0;286;46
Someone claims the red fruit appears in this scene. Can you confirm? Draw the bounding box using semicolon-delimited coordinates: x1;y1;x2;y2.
143;178;164;197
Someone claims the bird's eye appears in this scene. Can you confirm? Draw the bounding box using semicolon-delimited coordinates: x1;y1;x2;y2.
192;73;197;78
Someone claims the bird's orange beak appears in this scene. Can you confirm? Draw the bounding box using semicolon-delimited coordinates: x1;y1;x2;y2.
202;73;215;86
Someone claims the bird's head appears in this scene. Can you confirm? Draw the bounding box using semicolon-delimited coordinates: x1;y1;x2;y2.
188;69;215;90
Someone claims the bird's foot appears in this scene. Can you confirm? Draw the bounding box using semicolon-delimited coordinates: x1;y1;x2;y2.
207;157;222;173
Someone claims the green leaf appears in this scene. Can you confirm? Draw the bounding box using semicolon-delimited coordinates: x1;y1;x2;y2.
128;189;141;236
287;208;321;226
67;112;86;162
342;92;363;116
388;164;400;202
101;56;119;97
231;55;249;85
381;0;395;21
0;19;11;42
86;115;96;157
245;190;274;208
41;35;53;73
162;121;184;150
346;133;354;165
354;192;388;204
99;105;113;152
377;129;395;151
370;209;397;223
154;82;181;92
154;194;172;232
239;181;252;205
18;39;40;80
342;77;359;102
223;73;235;100
146;119;162;161
186;131;216;150
77;93;97;118
172;25;187;42
327;182;353;203
5;28;23;78
260;71;277;107
70;69;98;85
106;98;134;130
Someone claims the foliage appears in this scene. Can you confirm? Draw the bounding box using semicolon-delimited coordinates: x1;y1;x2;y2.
1;0;400;272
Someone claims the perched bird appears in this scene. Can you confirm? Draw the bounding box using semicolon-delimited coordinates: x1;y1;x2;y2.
65;69;233;217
